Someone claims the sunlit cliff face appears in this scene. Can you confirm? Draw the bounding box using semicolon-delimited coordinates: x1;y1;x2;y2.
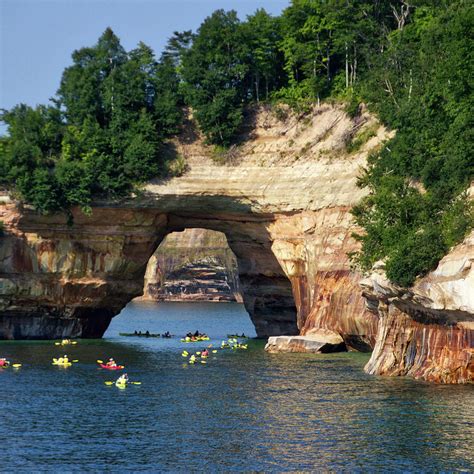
141;228;242;303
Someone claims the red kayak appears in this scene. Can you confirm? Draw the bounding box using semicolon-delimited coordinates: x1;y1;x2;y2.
100;364;124;370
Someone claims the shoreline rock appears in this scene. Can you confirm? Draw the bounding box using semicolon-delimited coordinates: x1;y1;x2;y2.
360;232;474;384
265;330;347;354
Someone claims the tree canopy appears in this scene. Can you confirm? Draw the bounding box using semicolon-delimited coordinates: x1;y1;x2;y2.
1;28;182;213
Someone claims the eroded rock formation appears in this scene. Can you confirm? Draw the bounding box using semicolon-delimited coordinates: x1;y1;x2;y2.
2;104;471;383
361;231;474;383
142;228;241;302
265;329;346;354
2;104;380;341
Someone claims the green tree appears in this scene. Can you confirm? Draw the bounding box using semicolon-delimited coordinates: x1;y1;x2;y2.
352;2;474;286
243;9;284;102
181;10;250;145
1;28;183;213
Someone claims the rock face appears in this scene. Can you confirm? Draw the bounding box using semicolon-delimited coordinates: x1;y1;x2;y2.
361;231;474;383
142;228;241;302
0;204;167;339
1;104;383;341
4;104;471;383
265;330;346;353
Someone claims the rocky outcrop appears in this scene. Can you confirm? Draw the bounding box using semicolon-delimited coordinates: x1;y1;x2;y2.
0;203;167;339
361;231;474;383
142;228;241;302
1;104;385;342
265;329;346;353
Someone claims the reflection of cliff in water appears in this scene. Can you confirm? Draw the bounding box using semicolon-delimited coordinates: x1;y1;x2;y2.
142;228;242;303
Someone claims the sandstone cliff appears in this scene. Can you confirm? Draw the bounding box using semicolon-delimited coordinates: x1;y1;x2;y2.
1;104;381;342
1;104;471;383
141;228;241;302
361;229;474;383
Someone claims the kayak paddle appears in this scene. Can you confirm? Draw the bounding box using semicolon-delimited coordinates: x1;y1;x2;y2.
104;381;141;386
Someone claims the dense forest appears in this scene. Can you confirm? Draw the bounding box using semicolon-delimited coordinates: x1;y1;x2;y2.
1;0;472;286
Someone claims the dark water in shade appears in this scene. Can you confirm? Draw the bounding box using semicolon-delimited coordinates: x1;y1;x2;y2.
0;301;473;472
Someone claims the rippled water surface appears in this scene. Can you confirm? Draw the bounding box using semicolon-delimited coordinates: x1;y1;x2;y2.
1;301;473;472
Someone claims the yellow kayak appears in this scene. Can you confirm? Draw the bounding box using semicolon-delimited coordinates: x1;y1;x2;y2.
52;358;73;367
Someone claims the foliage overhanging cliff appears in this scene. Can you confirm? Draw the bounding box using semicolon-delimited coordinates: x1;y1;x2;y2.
1;0;472;286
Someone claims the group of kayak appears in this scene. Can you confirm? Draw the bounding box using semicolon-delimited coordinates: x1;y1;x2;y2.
221;338;248;350
98;359;141;388
2;333;250;385
180;331;210;343
0;358;21;369
182;337;248;366
54;339;78;346
182;347;218;364
0;339;136;388
39;340;138;389
119;331;173;338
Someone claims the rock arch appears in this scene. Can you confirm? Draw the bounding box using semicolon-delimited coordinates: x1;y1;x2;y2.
0;203;302;338
2;105;469;382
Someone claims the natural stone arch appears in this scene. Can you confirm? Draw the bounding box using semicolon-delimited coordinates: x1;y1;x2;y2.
165;215;299;337
0;204;299;338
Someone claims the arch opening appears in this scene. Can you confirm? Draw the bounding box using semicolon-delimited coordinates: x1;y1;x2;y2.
0;206;299;340
142;228;242;304
134;222;300;339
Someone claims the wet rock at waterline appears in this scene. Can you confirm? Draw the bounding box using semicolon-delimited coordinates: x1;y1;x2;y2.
265;330;346;354
361;230;474;384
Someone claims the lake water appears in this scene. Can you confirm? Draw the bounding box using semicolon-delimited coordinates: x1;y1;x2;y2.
1;301;473;472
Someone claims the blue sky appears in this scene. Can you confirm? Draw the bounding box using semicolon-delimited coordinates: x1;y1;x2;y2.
0;0;288;133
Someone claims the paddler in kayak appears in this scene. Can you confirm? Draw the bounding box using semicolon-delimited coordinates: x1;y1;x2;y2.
106;358;117;368
116;373;129;385
0;358;10;367
57;355;69;364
